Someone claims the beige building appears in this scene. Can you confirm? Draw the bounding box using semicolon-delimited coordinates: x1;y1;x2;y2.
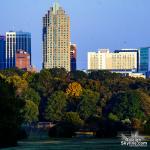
128;73;146;78
43;1;70;71
88;49;138;71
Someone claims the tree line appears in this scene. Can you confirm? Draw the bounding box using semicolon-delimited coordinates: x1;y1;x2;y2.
1;68;150;147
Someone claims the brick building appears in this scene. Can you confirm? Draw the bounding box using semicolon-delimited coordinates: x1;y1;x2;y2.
16;50;30;70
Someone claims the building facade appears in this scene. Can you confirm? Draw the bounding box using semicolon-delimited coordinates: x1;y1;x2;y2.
16;50;30;70
88;49;138;72
114;49;139;72
5;31;31;69
0;36;6;70
70;44;77;71
43;1;70;71
6;32;16;68
16;31;31;64
139;47;150;74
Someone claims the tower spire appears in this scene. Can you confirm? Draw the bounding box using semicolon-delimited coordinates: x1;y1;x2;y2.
53;0;60;14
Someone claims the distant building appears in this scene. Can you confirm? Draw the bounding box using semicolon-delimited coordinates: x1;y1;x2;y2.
88;49;138;72
27;65;38;73
6;32;16;68
0;36;5;70
5;31;31;69
43;1;70;71
16;50;30;70
70;44;77;71
139;47;150;74
16;31;31;64
128;73;146;79
114;49;139;72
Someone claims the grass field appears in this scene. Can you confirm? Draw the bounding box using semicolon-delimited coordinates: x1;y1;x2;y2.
1;138;150;150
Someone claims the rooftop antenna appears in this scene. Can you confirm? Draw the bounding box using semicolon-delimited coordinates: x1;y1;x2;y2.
12;26;15;32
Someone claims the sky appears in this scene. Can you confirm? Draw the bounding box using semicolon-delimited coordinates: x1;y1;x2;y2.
0;0;150;70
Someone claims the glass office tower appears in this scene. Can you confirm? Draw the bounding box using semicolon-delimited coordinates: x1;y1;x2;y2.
139;47;150;74
5;31;31;69
0;36;6;70
16;31;31;64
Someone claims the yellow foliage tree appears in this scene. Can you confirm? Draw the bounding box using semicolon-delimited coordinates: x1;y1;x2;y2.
7;75;28;96
66;82;82;97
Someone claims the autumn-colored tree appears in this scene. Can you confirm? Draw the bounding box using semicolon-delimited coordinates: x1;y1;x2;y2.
138;90;150;117
131;118;142;131
66;82;82;97
6;75;28;96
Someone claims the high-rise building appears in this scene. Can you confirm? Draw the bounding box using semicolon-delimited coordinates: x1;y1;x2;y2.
43;1;70;71
5;31;31;69
6;32;16;68
70;44;77;71
88;49;138;72
0;36;6;70
16;50;30;70
139;47;150;74
16;31;31;64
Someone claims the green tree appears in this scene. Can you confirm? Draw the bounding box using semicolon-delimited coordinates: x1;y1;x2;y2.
78;89;100;120
48;112;83;138
7;75;28;96
0;74;25;147
137;90;150;117
38;69;53;96
70;70;88;81
49;68;67;79
88;70;121;81
143;119;150;134
106;90;145;120
22;100;39;124
108;113;119;122
22;88;41;106
45;91;67;122
63;112;84;127
83;79;101;92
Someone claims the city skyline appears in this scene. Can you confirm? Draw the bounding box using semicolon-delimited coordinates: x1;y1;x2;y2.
0;0;150;70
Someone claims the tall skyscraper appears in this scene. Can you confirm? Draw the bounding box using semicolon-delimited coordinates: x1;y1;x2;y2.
0;35;6;70
70;43;77;71
6;32;16;68
43;1;71;71
5;31;31;69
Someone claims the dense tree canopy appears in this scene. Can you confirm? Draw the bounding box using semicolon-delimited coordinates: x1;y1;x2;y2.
1;68;150;145
45;91;67;122
0;74;25;147
105;90;145;120
22;100;39;124
78;89;100;120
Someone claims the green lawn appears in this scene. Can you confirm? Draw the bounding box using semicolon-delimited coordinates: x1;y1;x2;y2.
1;138;150;150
